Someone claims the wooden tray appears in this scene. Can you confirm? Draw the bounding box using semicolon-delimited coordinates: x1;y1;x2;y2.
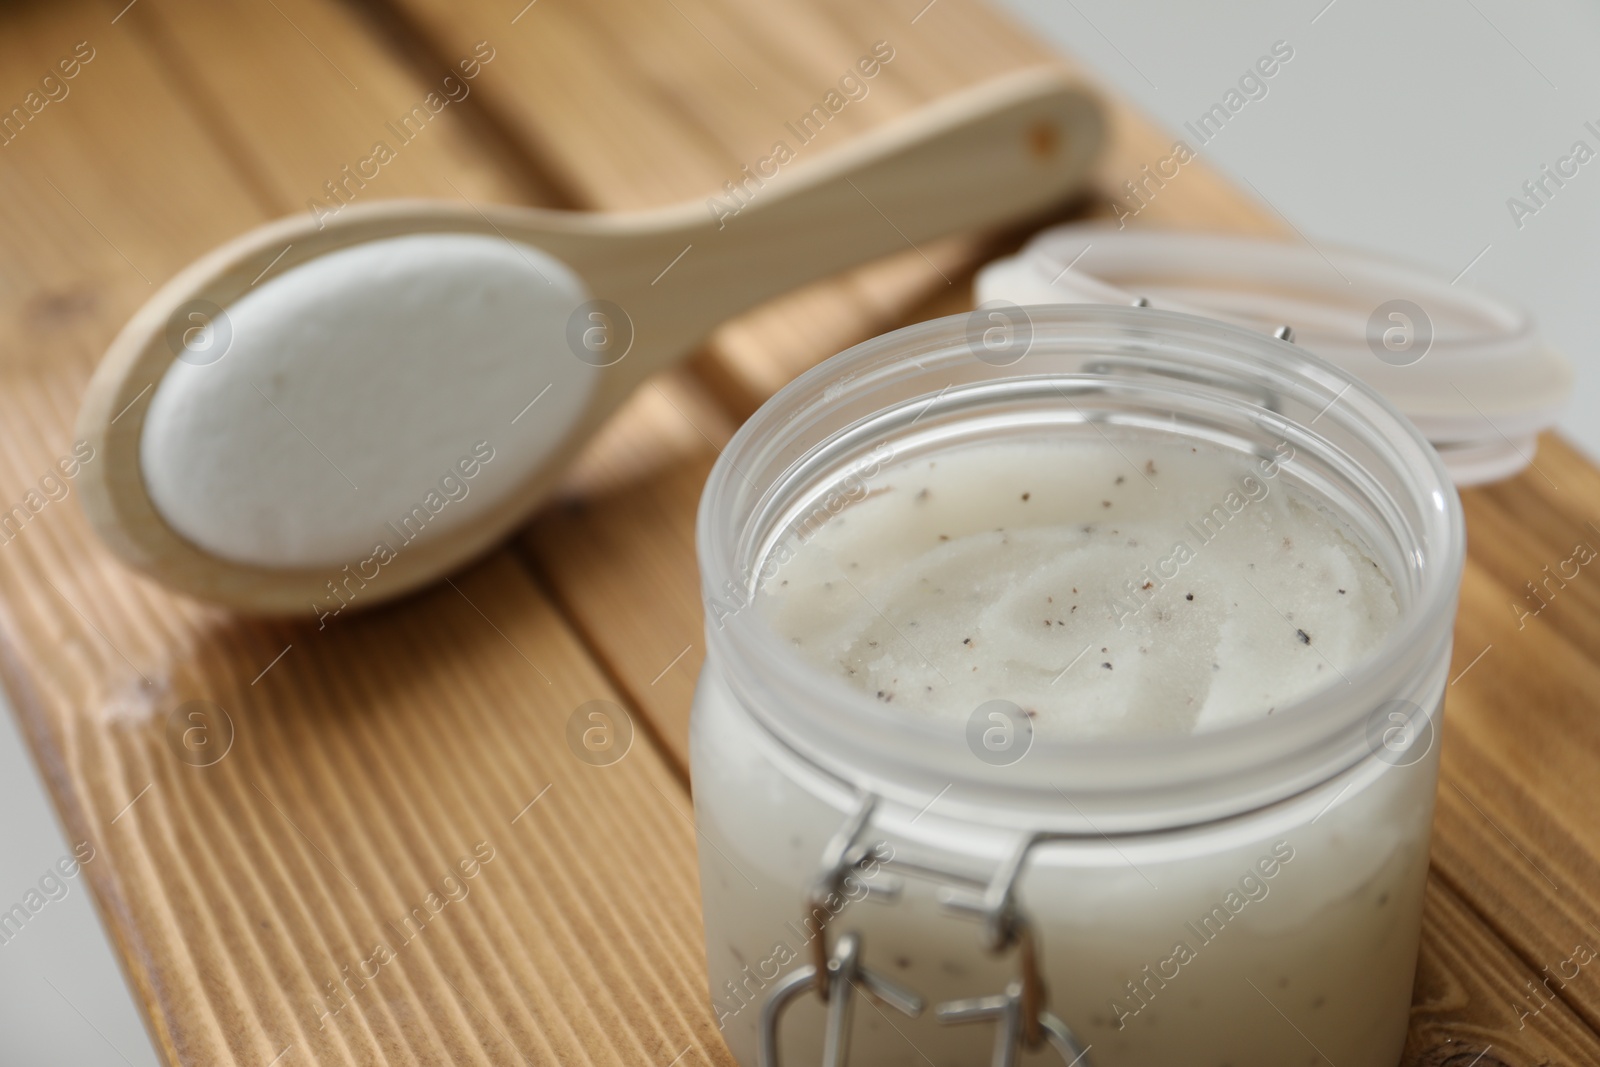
0;0;1595;1063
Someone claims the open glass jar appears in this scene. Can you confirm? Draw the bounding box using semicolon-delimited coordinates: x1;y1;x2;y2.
692;306;1464;1067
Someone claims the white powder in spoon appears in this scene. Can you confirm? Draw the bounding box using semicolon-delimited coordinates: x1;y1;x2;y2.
757;436;1400;738
140;233;594;570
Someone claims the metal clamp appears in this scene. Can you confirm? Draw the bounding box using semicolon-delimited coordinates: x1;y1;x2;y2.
936;833;1092;1065
759;932;922;1067
758;796;1095;1067
940;979;1092;1067
805;796;900;990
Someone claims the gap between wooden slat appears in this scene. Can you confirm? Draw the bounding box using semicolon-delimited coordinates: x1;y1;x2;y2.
514;541;696;789
343;0;593;210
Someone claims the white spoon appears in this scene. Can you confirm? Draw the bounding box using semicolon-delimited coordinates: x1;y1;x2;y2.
76;68;1101;614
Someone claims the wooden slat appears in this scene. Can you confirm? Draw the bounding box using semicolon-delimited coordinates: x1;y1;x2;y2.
117;0;542;213
1430;534;1600;1035
528;375;734;774
0;0;728;1063
0;9;245;345
1407;875;1600;1065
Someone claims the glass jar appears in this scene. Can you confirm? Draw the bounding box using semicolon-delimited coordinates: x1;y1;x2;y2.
691;306;1463;1067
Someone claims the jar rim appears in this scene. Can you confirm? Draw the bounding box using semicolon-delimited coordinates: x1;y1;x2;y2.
697;305;1465;829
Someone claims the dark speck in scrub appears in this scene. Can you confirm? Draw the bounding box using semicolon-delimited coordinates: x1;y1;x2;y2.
1021;492;1031;501
1102;662;1113;670
1186;593;1194;601
1102;500;1112;508
1296;629;1311;645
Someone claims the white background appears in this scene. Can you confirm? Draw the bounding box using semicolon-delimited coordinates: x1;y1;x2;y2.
3;2;1597;1062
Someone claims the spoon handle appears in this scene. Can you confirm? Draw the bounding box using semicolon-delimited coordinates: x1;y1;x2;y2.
656;67;1102;330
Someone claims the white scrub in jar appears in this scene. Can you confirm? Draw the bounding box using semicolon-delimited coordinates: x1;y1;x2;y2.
757;435;1401;731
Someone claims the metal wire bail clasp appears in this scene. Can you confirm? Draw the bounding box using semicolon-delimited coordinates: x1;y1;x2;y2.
936;832;1095;1066
938;978;1093;1067
758;795;920;1067
758;931;923;1067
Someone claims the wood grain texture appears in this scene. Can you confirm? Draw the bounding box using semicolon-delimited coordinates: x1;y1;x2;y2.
1407;876;1600;1066
528;374;735;775
0;0;1598;1065
1419;435;1600;1048
0;0;728;1064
